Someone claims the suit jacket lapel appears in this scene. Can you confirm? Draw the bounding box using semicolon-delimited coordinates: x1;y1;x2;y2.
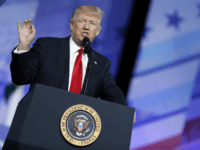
57;36;70;91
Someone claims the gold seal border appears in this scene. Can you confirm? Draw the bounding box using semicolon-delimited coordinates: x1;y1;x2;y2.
60;104;101;146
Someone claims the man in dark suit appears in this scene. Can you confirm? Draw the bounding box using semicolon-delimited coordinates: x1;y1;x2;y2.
10;5;127;106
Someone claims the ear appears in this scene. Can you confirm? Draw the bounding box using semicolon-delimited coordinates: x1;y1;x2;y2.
70;21;73;32
96;29;100;36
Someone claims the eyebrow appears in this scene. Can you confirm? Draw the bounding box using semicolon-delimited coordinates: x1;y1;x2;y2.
77;18;97;23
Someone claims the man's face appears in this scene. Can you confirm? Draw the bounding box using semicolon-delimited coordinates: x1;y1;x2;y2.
70;12;101;48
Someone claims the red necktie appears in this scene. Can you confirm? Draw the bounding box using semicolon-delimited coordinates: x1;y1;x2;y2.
69;48;84;94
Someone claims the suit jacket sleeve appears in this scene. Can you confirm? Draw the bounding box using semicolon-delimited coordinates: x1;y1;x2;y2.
10;38;44;85
99;59;127;106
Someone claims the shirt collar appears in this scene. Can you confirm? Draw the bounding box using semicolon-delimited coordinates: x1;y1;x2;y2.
70;36;84;54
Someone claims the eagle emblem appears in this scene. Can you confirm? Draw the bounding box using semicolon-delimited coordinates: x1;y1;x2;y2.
72;115;90;136
60;104;101;146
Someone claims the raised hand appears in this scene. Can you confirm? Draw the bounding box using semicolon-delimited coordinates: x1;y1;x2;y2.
17;19;36;51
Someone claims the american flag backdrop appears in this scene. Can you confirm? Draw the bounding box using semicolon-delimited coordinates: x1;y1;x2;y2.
1;0;200;149
128;0;200;149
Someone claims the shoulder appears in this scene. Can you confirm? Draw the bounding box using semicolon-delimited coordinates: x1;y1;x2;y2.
35;37;64;44
93;50;111;62
92;50;111;67
31;37;69;57
33;36;70;52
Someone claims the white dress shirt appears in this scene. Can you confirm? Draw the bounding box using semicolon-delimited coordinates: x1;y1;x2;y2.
13;36;88;91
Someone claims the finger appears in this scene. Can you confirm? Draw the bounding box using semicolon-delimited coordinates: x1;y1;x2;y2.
22;20;28;29
134;112;136;122
17;21;21;30
22;21;26;29
27;24;33;34
27;19;31;27
28;22;33;31
133;112;136;124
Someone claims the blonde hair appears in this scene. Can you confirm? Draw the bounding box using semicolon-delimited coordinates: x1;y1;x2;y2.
70;5;104;30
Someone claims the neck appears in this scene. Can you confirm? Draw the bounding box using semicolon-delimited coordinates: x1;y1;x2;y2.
71;36;84;48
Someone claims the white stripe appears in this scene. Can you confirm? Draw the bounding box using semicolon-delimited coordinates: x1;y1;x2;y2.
127;59;199;100
130;112;186;149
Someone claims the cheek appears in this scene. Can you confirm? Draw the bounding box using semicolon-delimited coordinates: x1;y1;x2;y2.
74;28;82;35
72;24;78;32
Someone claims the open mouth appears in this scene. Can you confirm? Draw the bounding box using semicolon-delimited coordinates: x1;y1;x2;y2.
82;32;88;37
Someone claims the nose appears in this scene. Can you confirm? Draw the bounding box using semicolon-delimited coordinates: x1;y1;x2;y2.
84;21;90;30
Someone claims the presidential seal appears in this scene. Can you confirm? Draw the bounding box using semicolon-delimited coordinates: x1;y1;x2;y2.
60;104;101;146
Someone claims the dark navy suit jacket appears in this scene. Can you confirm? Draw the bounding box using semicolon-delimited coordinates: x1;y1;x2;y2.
10;36;127;105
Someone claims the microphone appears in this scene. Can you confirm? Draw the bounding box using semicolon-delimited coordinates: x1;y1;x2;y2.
82;37;92;94
82;37;92;54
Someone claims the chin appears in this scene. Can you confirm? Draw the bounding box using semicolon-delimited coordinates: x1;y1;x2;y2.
78;37;84;42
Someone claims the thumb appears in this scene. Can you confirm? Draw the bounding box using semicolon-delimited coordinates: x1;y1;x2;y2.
32;25;36;34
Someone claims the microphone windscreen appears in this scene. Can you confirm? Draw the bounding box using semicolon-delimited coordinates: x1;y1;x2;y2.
83;37;90;47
